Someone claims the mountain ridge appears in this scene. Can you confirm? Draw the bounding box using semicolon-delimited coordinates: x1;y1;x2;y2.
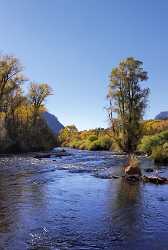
155;111;168;120
42;111;64;134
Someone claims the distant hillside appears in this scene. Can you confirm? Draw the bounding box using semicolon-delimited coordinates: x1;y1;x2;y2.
155;111;168;120
42;112;64;134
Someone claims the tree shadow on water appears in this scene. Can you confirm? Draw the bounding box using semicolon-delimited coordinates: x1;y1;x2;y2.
107;178;144;244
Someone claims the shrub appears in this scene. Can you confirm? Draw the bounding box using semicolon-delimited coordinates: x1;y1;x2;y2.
138;130;168;154
151;144;168;163
138;130;168;163
138;136;158;154
98;136;112;150
86;136;112;151
69;140;81;149
58;126;113;151
87;140;102;150
88;135;98;142
79;141;88;150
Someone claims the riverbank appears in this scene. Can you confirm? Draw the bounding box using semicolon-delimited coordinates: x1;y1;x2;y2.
0;148;69;158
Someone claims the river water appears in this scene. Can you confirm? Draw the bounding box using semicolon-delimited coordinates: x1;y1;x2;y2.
0;148;168;250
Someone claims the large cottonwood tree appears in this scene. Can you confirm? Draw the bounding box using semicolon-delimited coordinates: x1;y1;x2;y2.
107;57;149;153
28;83;52;123
0;55;25;111
0;53;55;153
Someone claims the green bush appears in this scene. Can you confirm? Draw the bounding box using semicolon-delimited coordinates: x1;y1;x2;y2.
79;141;88;150
58;127;113;151
138;130;168;154
69;140;81;149
98;136;112;150
86;136;112;151
138;130;168;163
88;135;98;142
151;144;168;163
87;140;102;150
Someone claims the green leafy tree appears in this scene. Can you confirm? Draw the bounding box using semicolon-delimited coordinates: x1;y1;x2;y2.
58;125;78;146
107;57;149;153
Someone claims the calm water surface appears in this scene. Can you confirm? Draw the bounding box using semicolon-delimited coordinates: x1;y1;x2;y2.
0;149;168;250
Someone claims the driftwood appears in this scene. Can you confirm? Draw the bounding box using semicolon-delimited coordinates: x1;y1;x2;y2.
142;175;168;184
123;161;168;184
123;174;168;184
122;156;168;185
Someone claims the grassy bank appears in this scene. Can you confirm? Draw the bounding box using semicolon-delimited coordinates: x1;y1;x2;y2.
139;130;168;163
58;121;168;163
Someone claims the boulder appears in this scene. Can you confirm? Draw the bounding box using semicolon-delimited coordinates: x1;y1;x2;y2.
125;165;142;176
124;164;142;181
123;155;142;180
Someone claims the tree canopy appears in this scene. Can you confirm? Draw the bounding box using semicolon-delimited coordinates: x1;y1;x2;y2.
107;57;149;153
0;53;55;153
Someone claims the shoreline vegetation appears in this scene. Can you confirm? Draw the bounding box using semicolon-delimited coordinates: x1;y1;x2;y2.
58;120;168;164
0;54;167;165
0;53;56;153
58;57;168;164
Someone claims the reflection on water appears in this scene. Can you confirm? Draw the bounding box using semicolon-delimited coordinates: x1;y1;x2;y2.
111;180;143;242
116;179;141;206
0;149;168;249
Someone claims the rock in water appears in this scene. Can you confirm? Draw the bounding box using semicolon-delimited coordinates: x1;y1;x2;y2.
125;165;141;176
145;168;154;173
124;155;142;182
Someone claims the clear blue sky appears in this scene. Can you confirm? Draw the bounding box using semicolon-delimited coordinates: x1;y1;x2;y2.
0;0;168;130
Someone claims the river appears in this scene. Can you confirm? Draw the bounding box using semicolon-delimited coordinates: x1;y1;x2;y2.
0;148;168;250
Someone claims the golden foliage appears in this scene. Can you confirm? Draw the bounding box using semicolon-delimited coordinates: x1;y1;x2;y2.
142;119;168;135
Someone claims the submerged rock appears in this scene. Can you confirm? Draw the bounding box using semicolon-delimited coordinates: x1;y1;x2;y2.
93;168;120;179
145;168;154;173
112;175;120;179
126;175;140;182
